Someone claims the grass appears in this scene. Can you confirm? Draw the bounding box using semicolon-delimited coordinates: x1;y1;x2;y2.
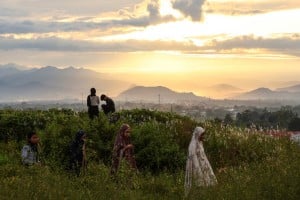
0;109;300;199
0;142;299;200
0;163;184;200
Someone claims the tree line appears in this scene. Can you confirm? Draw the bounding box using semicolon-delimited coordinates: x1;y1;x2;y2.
223;106;300;131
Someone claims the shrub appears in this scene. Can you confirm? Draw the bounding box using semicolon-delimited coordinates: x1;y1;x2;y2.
132;122;186;173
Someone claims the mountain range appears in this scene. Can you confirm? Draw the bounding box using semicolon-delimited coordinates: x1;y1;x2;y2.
234;87;300;101
0;64;131;101
276;84;300;93
1;64;300;103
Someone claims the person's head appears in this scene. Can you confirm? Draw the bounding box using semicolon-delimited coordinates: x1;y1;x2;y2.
27;132;40;145
75;130;86;142
100;94;106;101
90;88;96;96
120;123;131;138
193;127;205;141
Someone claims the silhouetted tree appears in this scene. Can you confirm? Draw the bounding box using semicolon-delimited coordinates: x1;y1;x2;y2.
224;113;233;125
288;117;300;131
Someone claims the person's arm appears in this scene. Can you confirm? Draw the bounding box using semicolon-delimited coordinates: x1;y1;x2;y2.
113;135;125;155
82;142;87;172
97;96;100;105
107;98;115;112
87;95;91;107
124;144;133;150
21;145;29;160
21;145;31;164
114;142;125;153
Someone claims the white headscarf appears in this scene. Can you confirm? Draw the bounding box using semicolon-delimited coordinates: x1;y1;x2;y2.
185;127;217;195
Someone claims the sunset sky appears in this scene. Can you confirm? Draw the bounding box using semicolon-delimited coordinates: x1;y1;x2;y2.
0;0;300;98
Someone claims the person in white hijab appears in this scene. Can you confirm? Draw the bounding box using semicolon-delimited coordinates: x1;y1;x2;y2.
185;127;217;195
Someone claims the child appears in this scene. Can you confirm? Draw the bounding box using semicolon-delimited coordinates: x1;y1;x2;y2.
68;130;87;176
21;132;40;165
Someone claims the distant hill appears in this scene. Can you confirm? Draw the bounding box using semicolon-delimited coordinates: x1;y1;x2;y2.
0;63;27;78
276;84;300;93
116;86;208;104
205;84;243;99
234;87;300;100
209;84;242;92
0;65;131;102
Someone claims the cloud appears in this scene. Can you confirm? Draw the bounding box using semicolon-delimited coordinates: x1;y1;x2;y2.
147;0;160;19
0;0;144;17
0;1;176;34
172;0;206;21
0;20;92;34
205;0;300;16
0;36;197;52
0;17;174;34
1;34;299;57
205;35;300;57
205;8;264;16
0;7;27;17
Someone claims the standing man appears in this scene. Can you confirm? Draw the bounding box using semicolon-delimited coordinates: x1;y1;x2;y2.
100;94;115;115
87;88;100;119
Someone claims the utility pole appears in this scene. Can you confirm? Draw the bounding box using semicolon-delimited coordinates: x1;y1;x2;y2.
158;94;160;105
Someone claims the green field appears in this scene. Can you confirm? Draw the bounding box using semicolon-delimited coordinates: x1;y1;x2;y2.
0;109;299;200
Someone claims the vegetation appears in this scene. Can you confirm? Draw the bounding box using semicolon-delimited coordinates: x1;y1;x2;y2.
231;107;299;130
0;108;299;199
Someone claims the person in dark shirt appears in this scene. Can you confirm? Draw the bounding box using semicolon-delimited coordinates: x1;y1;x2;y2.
100;94;115;115
68;130;87;176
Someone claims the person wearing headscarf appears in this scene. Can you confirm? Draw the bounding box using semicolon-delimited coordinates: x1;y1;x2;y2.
68;130;87;176
87;88;100;119
21;132;40;166
185;127;217;195
111;124;137;175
